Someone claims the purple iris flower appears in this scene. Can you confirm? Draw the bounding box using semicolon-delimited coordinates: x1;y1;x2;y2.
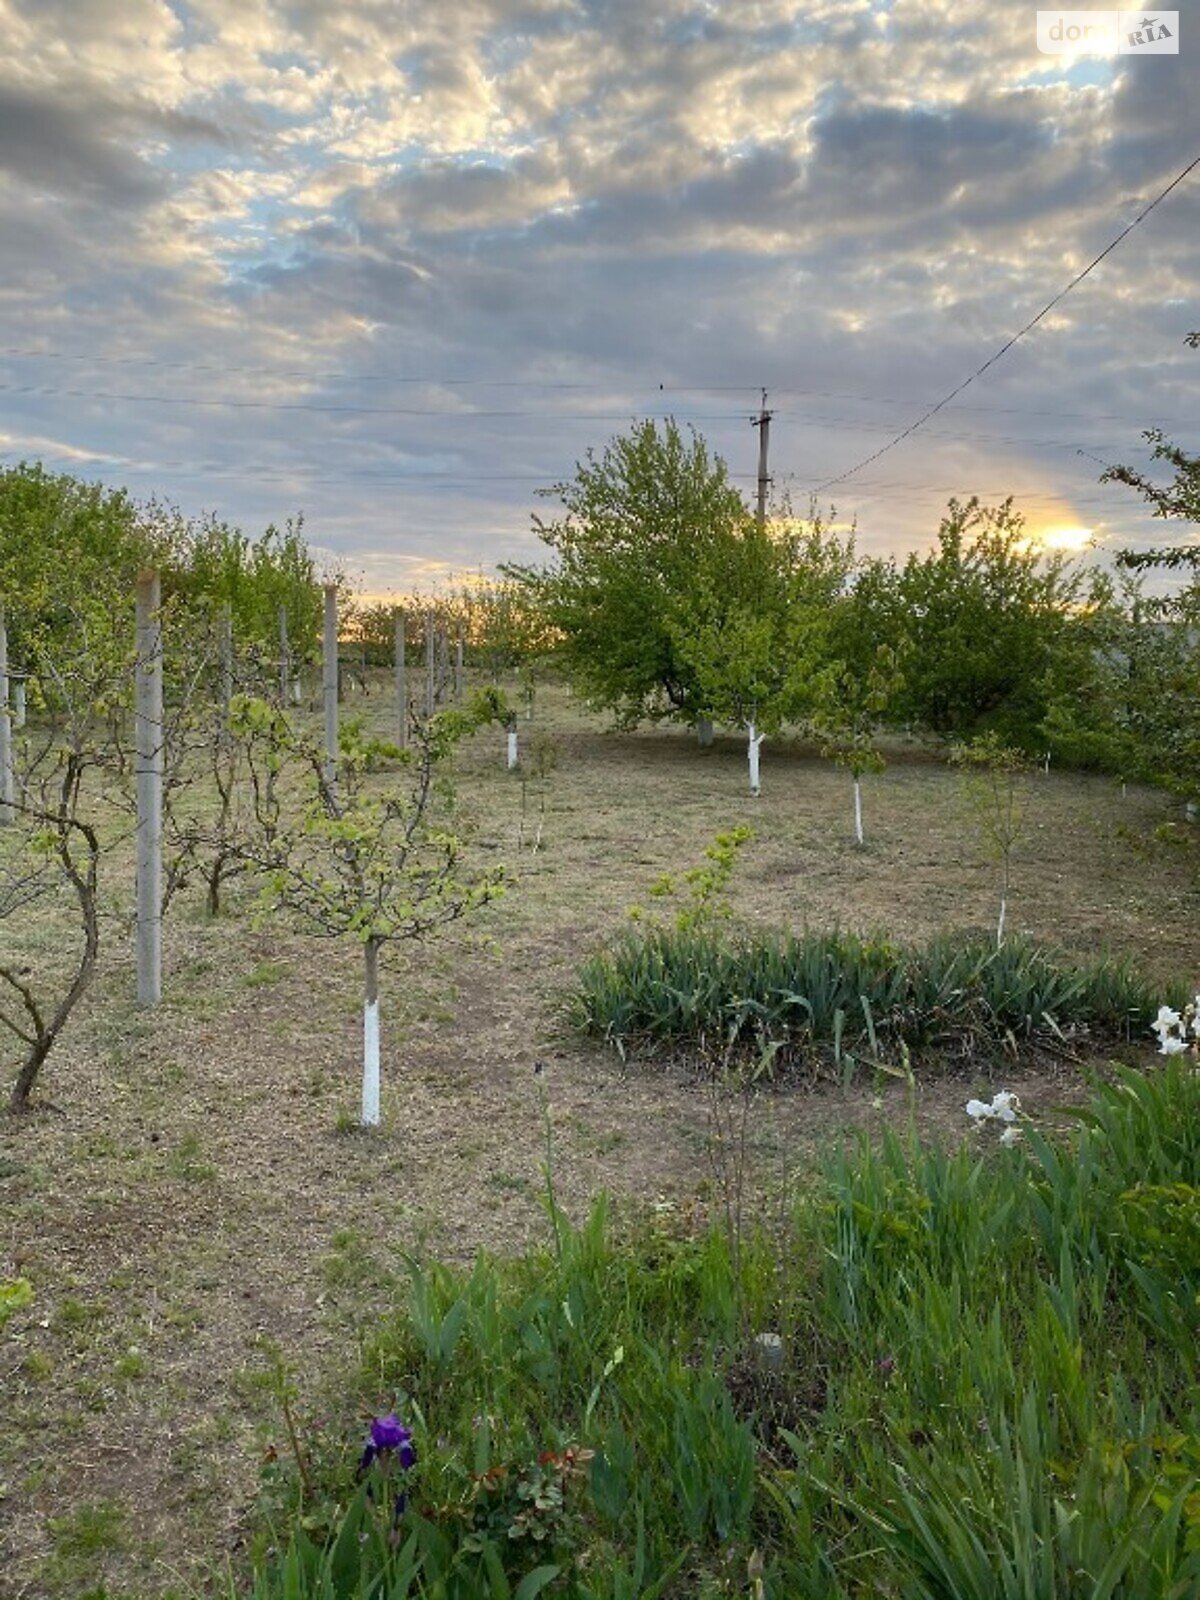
359;1413;417;1475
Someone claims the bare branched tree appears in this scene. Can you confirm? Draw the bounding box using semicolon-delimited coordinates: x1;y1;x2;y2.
2;606;131;1112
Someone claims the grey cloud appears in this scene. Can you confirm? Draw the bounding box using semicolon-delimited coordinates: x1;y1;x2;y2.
0;81;165;204
805;98;1051;215
0;76;234;207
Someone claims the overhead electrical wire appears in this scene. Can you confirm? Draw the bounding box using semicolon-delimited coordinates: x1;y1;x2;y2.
813;150;1200;492
1;359;1196;430
1;155;1195;520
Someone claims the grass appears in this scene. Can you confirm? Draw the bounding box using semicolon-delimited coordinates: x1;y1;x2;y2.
240;1059;1200;1598
1;679;1198;1597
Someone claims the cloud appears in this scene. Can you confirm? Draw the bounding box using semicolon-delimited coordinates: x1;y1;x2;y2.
0;0;1193;586
0;81;168;204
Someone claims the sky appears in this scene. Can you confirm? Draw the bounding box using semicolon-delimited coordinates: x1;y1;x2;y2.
0;0;1197;595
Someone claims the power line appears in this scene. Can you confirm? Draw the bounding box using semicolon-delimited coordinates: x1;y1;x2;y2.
0;379;1164;462
0;383;756;420
815;150;1200;492
2;350;1196;429
0;446;1138;512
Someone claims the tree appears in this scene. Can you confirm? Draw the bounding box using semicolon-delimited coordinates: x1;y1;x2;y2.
670;506;854;791
951;733;1030;947
173;513;323;694
1097;331;1200;800
1;595;131;1111
1104;332;1200;569
812;645;900;847
858;498;1081;746
507;420;759;728
232;693;506;1126
0;463;171;675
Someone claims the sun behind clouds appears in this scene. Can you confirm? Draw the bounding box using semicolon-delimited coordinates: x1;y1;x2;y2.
1036;524;1095;553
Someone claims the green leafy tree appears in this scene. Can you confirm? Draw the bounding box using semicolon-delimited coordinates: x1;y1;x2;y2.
1038;573;1180;788
670;508;854;790
813;644;901;847
175;513;322;690
1098;333;1200;802
507;420;762;728
0;464;322;702
1104;331;1200;571
859;498;1081;745
459;578;555;683
0;463;171;675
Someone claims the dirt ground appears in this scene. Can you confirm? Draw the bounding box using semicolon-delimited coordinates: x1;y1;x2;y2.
2;682;1196;1599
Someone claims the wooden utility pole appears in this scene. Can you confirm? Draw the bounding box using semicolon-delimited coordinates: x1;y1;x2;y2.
322;584;339;790
0;602;13;825
753;388;772;530
135;571;163;1005
393;607;407;750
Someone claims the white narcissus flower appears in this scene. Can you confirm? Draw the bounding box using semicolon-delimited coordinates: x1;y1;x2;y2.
999;1126;1022;1146
965;1099;994;1120
1160;1035;1189;1056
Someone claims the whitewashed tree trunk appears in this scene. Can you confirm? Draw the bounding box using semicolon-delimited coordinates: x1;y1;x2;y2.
13;678;25;730
135;571;163;1006
507;728;519;770
997;856;1010;947
697;718;714;747
748;722;763;796
322;585;339;790
853;776;864;846
362;937;381;1126
0;603;13;825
